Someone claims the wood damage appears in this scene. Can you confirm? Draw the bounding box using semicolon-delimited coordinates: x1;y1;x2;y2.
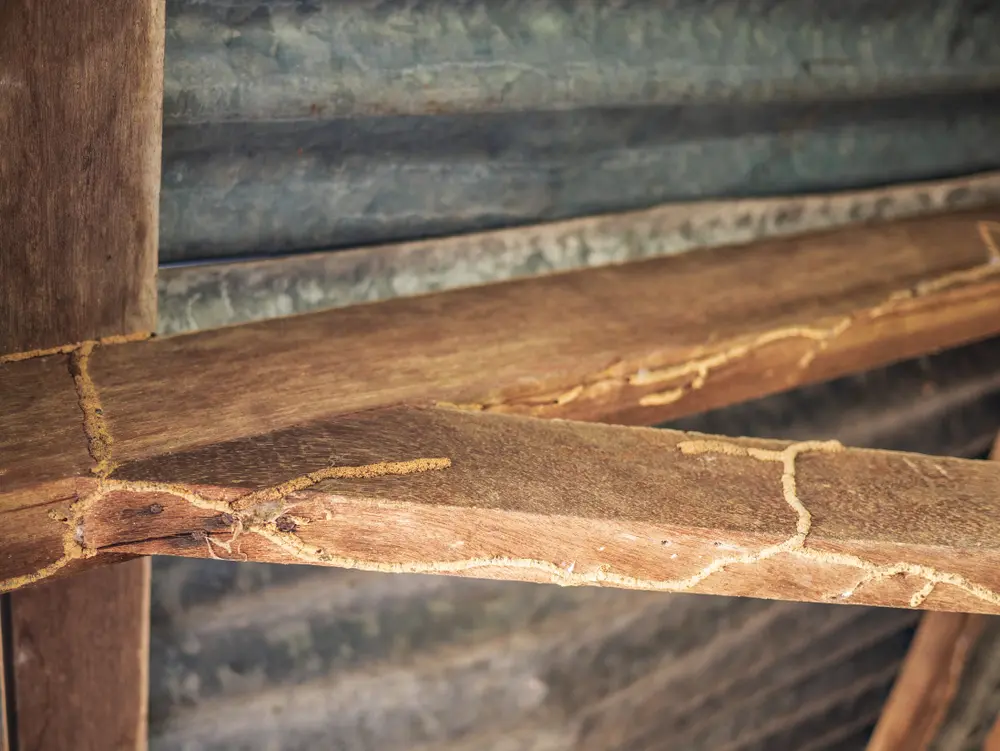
3;210;1000;614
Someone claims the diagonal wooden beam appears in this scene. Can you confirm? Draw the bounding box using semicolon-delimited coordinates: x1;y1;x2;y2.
5;404;1000;613
3;208;1000;470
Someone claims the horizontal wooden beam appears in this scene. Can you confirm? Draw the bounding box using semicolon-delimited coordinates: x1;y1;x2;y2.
4;405;1000;612
3;209;1000;594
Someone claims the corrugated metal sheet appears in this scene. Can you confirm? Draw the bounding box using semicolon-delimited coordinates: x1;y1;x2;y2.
156;172;1000;334
160;0;1000;262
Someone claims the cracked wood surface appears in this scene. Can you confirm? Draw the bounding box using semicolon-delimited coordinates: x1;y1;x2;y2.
4;405;1000;614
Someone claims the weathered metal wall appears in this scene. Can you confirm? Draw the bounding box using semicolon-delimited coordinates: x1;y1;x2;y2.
160;0;1000;263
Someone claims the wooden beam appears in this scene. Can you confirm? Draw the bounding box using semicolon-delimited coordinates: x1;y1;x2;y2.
4;208;1000;466
5;404;1000;613
0;0;165;748
3;209;1000;593
0;0;162;354
869;435;1000;750
866;612;986;750
9;560;151;751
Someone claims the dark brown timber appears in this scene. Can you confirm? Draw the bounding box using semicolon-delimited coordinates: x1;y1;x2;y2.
0;0;165;748
0;0;163;354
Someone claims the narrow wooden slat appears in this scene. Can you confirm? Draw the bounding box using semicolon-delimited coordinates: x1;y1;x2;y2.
0;0;162;354
0;0;165;748
5;405;1000;613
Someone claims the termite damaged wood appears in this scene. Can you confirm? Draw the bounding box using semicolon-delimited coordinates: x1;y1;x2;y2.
3;405;1000;614
3;208;1000;605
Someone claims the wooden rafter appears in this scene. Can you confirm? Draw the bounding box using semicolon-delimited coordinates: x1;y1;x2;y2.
0;0;165;747
5;401;1000;613
3;209;1000;609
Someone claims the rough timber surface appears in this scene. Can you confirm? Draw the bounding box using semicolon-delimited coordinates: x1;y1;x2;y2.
866;437;1000;751
3;210;1000;598
0;2;165;749
4;404;1000;614
9;559;151;751
0;0;163;353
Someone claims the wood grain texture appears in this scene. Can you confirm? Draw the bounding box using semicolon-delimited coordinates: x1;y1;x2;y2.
4;404;1000;613
2;209;1000;594
3;209;1000;484
1;2;165;749
868;435;1000;751
10;559;150;751
0;0;164;353
149;337;1000;751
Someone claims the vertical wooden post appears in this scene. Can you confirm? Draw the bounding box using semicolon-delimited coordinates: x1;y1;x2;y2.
9;563;152;750
0;0;166;747
0;598;9;751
